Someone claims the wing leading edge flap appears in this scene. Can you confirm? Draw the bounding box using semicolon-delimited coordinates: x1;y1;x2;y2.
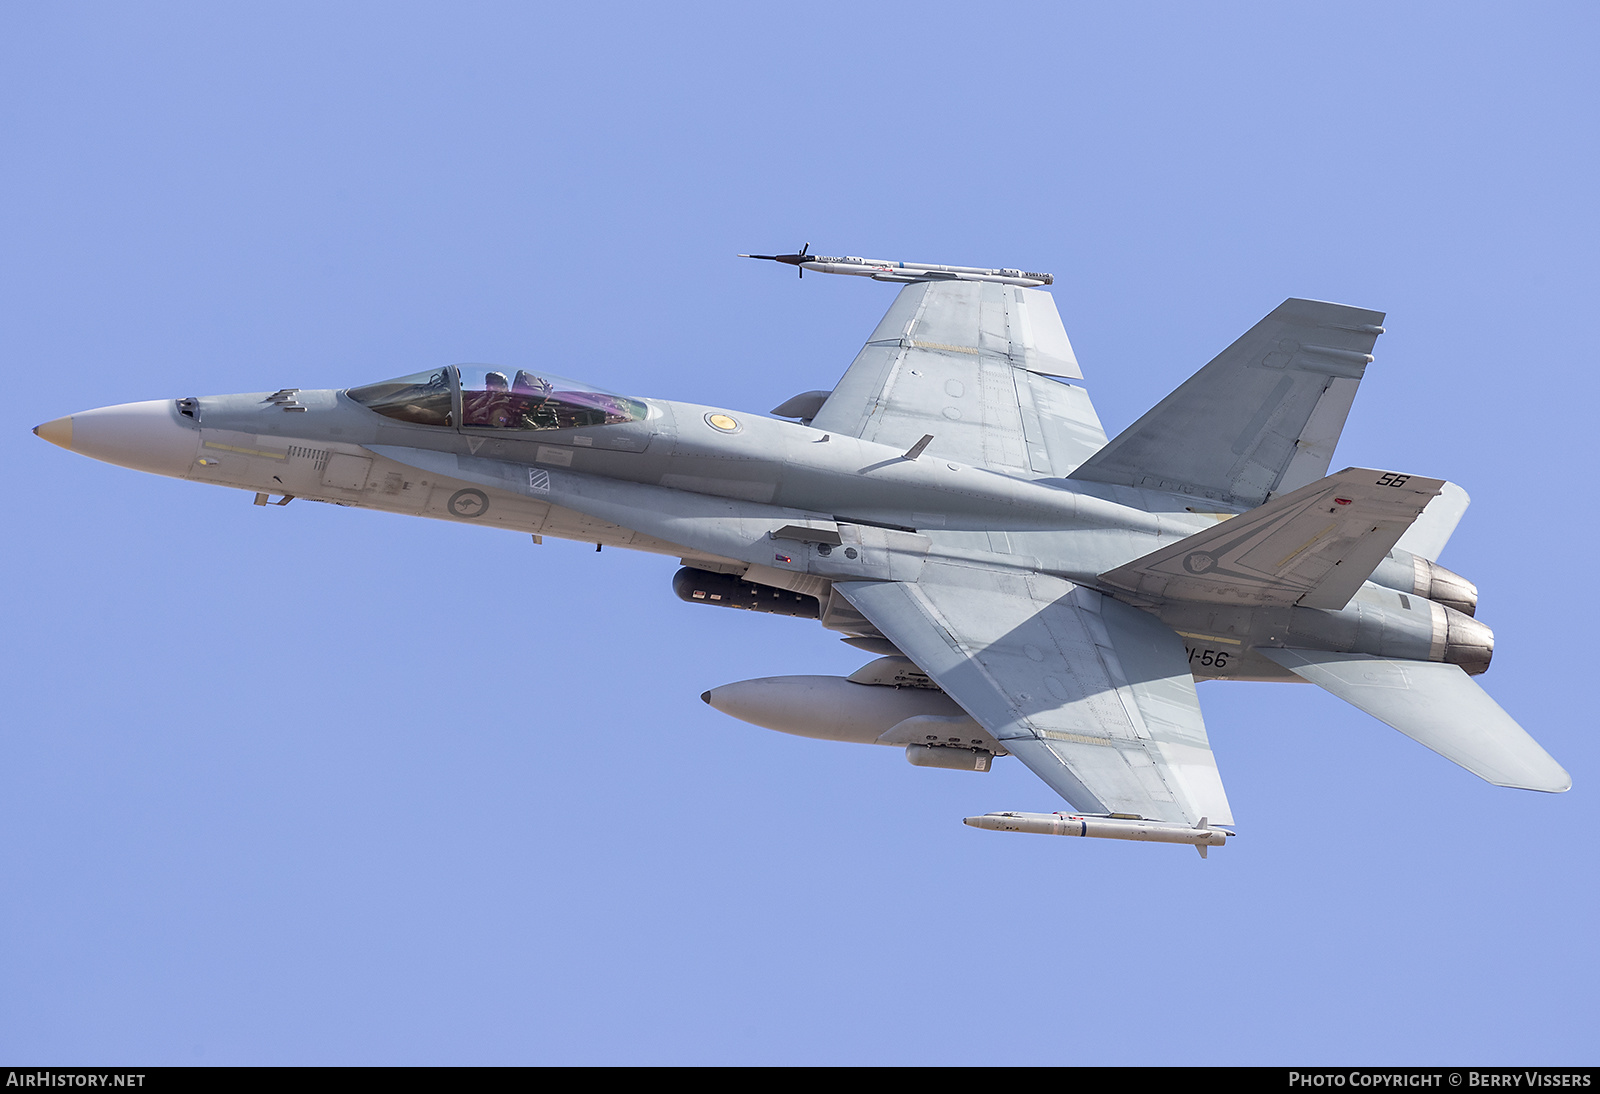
1259;649;1570;793
1100;467;1444;610
1070;298;1385;505
834;564;1232;825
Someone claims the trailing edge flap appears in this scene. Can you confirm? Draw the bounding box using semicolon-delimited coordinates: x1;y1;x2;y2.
1259;649;1571;793
1070;298;1384;505
1100;467;1444;610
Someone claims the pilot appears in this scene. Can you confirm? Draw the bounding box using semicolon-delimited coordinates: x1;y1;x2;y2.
464;370;516;428
512;370;561;430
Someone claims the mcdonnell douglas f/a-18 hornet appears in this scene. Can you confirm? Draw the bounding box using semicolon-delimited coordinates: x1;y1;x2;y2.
36;248;1570;855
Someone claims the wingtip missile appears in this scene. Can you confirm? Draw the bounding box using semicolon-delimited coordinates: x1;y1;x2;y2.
743;246;1053;287
964;811;1230;852
741;244;812;277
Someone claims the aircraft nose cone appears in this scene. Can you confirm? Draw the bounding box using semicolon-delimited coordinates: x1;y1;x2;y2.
33;416;72;449
34;400;200;479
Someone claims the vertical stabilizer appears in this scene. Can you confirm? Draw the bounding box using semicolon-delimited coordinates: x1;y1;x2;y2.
1071;299;1384;506
1392;482;1470;562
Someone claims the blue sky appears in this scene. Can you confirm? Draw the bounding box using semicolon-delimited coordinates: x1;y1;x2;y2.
3;2;1596;1064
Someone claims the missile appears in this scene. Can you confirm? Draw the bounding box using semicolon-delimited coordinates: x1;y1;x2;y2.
740;243;1052;287
964;811;1230;857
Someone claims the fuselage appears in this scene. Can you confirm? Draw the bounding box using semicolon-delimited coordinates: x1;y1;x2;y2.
36;370;1492;684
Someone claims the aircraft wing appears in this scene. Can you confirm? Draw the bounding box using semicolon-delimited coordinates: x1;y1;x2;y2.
834;562;1233;825
1100;467;1444;610
808;280;1108;475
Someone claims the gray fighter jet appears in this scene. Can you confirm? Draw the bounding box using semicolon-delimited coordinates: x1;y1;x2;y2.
34;259;1570;854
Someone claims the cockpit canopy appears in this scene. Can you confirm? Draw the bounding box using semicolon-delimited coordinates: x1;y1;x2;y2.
347;365;647;432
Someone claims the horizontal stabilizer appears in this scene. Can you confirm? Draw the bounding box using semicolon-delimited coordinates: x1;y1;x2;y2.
1100;467;1443;610
1260;649;1570;793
